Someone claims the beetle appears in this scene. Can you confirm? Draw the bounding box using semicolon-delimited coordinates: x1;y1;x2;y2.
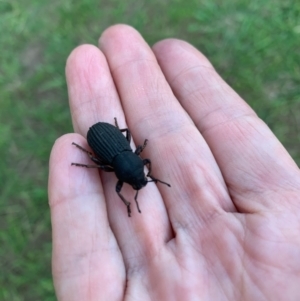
71;118;170;217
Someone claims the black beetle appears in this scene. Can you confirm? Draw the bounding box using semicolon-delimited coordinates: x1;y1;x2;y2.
71;118;170;217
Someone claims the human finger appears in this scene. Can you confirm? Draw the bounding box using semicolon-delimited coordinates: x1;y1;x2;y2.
153;39;300;212
49;134;125;300
66;40;173;267
99;25;235;234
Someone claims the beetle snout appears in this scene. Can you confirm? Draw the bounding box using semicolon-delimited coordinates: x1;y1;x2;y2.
132;177;148;190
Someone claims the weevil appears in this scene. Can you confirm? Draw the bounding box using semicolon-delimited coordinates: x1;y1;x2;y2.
71;118;170;217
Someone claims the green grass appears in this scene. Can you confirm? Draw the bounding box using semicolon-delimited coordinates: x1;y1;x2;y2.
0;0;299;299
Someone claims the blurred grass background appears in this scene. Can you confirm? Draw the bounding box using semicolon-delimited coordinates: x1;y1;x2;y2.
0;0;299;300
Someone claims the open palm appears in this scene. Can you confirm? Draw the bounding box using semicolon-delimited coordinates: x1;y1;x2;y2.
48;25;300;301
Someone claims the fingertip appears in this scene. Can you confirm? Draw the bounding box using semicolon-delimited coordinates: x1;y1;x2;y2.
98;24;142;48
48;133;102;208
49;133;86;169
98;24;155;71
65;43;121;135
152;38;183;52
66;44;104;78
152;38;213;69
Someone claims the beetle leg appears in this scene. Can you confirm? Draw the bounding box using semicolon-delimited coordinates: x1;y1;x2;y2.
71;162;114;172
72;163;101;168
116;180;132;217
120;129;131;143
143;159;171;187
72;142;107;165
114;117;120;128
134;190;142;213
114;117;131;143
72;142;114;172
135;139;148;155
143;158;152;174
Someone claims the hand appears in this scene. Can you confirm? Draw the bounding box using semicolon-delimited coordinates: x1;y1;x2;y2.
48;24;300;301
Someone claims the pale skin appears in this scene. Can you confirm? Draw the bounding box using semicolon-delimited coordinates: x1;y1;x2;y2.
48;24;300;301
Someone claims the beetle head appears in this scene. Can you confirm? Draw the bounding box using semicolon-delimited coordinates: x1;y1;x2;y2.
132;176;148;190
